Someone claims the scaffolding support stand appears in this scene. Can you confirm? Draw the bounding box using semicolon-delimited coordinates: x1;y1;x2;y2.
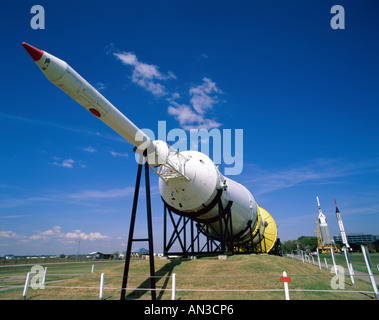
120;153;156;300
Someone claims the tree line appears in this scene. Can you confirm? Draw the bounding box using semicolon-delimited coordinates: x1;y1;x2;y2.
281;236;319;253
281;236;377;253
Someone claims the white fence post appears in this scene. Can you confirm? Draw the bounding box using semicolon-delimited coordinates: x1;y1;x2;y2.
361;245;379;300
317;249;321;270
343;248;355;286
91;264;95;273
21;272;31;300
42;267;47;285
324;258;328;270
331;247;338;276
348;262;355;286
172;273;176;300
99;273;105;300
281;271;290;300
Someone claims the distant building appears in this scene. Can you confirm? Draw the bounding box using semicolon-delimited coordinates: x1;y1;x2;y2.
334;233;378;251
89;251;114;259
137;248;149;255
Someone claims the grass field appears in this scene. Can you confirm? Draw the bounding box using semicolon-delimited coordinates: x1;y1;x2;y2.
319;252;379;275
0;254;377;300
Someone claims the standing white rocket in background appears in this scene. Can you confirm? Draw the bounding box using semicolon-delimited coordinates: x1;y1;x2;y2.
316;196;333;246
335;199;350;249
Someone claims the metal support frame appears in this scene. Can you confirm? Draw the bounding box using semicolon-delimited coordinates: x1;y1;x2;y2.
120;154;156;300
163;198;235;256
163;197;279;255
234;223;259;253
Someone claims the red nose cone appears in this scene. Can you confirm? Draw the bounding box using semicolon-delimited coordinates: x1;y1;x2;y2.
22;42;44;61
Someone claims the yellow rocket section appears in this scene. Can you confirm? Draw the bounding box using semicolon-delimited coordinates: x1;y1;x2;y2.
256;206;278;253
234;206;278;253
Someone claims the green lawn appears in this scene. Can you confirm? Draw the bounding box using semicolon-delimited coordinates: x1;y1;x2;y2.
319;252;379;275
0;255;376;300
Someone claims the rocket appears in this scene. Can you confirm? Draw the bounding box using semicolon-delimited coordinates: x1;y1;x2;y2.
335;199;350;248
22;42;278;253
21;42;152;151
316;196;333;246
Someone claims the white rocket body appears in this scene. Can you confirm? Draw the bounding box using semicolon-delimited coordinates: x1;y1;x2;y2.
23;43;276;251
335;200;350;248
159;150;265;244
31;49;152;150
316;196;333;246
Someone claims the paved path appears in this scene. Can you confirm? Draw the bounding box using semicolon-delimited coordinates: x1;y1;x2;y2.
319;259;379;286
343;268;379;287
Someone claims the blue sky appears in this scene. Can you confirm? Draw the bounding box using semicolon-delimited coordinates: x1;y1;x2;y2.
1;0;378;256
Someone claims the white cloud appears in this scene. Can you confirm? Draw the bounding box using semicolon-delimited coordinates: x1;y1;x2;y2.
66;186;136;200
29;226;62;240
65;230;110;241
167;78;223;130
167;102;221;130
63;185;160;202
83;146;97;153
111;48;222;129
52;157;87;169
0;231;17;238
113;51;175;97
52;157;75;168
189;77;221;115
244;158;379;195
0;215;30;219
95;82;107;91
168;103;201;126
0;112;126;143
28;226;110;242
0;185;160;210
110;151;129;158
197;53;209;61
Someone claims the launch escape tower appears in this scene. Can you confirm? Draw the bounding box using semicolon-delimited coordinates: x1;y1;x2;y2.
315;196;340;253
